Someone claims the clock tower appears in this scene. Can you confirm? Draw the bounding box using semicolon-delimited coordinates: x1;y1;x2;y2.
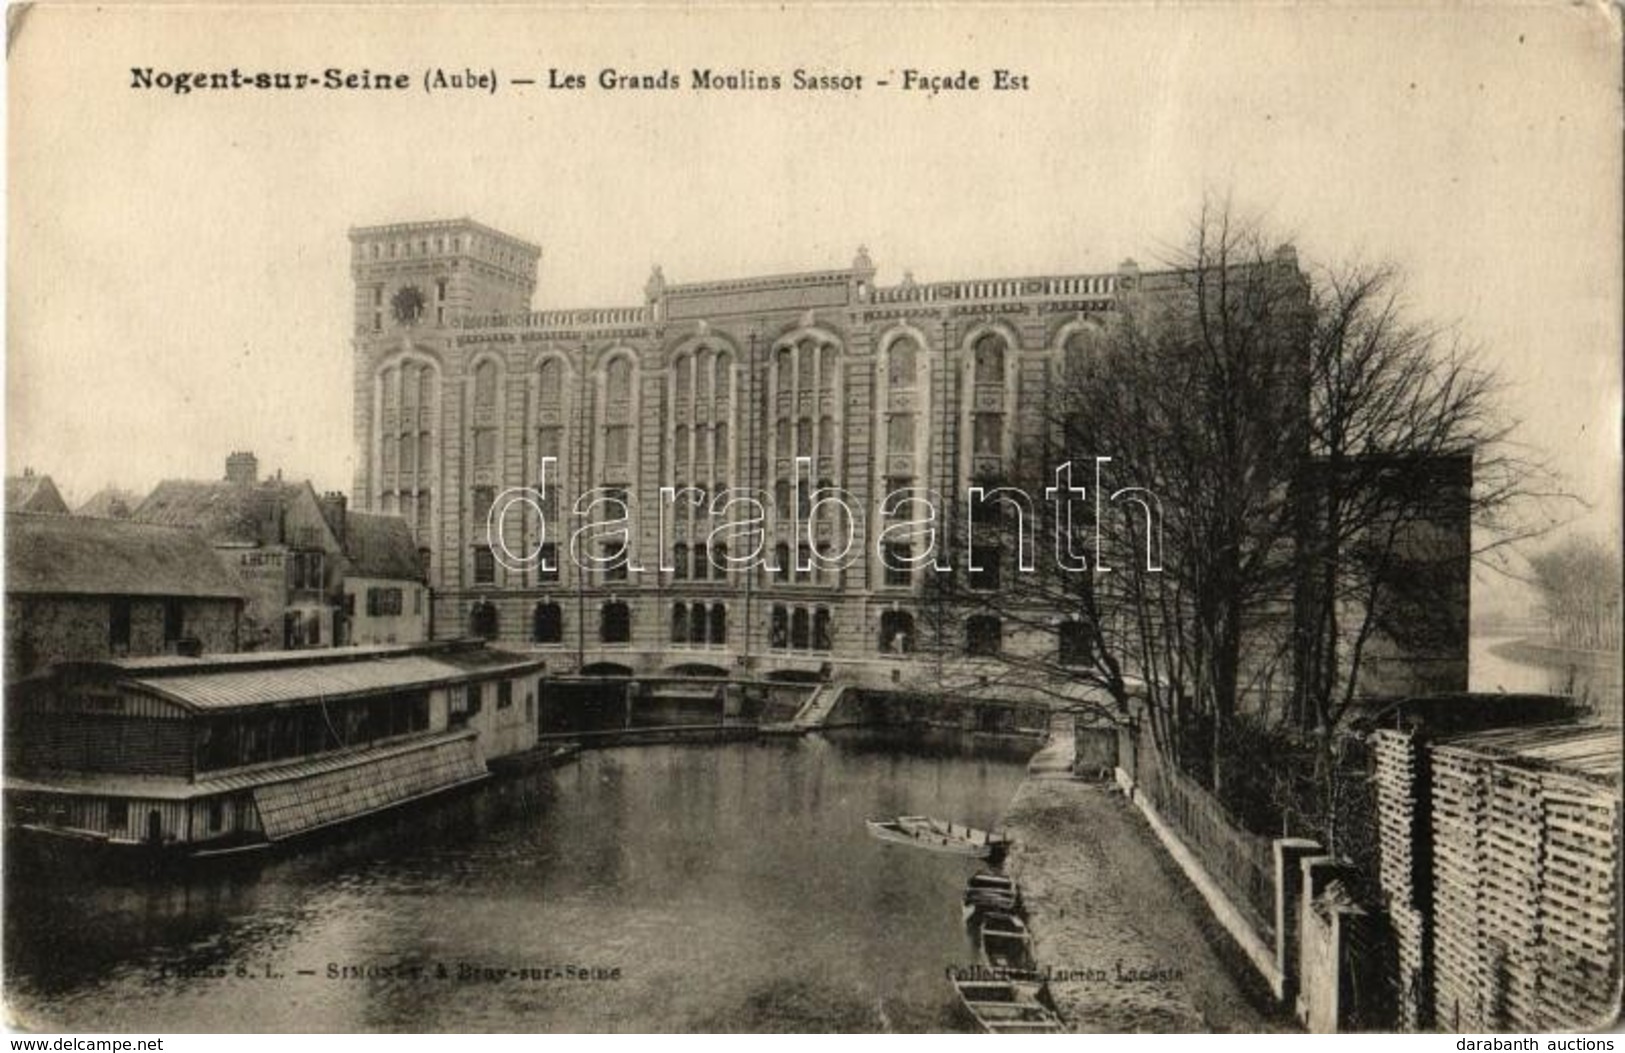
348;219;542;543
349;218;540;335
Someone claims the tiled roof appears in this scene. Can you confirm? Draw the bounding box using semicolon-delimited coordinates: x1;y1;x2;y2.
344;511;423;581
132;479;308;545
4;512;246;599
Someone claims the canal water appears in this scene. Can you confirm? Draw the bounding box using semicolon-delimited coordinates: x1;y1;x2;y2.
4;730;1036;1033
1470;634;1623;724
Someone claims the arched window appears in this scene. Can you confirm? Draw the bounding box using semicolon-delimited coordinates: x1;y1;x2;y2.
797;339;816;390
970;333;1009;466
974;333;1006;386
709;604;727;646
812;608;832;651
713;423;729;481
1062;326;1103;384
675;354;692;404
532;602;562;644
888;338;916;393
475;360;498;407
602;353;634;469
695;351;713;407
689;604;707;645
470;601;499;641
775;542;792;582
673;543;689;580
539;357;563;400
966;615;1002;657
671;604;689;644
878;610;915;655
674;425;690;481
606;357;632;404
713;354;731;406
886;336;921;466
818;344;838;392
600;601;631;644
818;417;835;458
770;605;788;649
791;608;810;650
776;347;794;397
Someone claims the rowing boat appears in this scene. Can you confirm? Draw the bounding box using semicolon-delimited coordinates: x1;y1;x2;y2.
961;870;1023;920
864;815;1008;858
978;911;1037;974
950;977;1064;1034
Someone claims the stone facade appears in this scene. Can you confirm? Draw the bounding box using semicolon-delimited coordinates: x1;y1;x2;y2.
346;219;1479;706
4;595;241;682
349;219;1171;685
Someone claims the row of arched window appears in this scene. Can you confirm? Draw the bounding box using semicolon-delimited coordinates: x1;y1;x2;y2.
464;599;1091;666
671;603;727;646
770;605;832;652
377;359;438;544
383;324;1109;591
672;346;734;492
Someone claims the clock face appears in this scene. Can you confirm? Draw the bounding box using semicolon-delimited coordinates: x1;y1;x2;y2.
391;284;426;325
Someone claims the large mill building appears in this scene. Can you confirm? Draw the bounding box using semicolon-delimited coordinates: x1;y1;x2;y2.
347;218;1460;703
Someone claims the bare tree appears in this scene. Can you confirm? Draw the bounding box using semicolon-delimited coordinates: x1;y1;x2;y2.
931;201;1310;790
934;200;1567;822
1528;535;1622;650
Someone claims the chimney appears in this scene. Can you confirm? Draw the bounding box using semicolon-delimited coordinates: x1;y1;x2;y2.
319;491;349;549
225;451;259;486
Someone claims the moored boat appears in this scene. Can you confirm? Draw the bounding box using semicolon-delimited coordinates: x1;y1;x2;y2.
978;911;1037;975
864;815;1009;858
4;642;546;860
961;869;1023;920
950;977;1064;1034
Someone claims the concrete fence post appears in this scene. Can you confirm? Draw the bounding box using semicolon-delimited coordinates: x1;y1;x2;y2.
1273;837;1322;1004
1298;855;1359;1032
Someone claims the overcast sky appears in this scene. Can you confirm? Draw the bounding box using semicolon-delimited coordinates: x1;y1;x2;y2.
7;5;1620;592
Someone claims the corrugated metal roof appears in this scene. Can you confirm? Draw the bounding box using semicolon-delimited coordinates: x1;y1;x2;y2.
102;643;425;673
128;654;463;710
1444;723;1623;783
124;651;546;712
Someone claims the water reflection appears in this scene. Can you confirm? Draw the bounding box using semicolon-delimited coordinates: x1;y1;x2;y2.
5;729;1035;1033
1470;635;1623;723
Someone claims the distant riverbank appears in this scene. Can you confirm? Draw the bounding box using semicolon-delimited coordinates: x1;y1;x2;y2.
1486;637;1622;672
1472;634;1622;723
